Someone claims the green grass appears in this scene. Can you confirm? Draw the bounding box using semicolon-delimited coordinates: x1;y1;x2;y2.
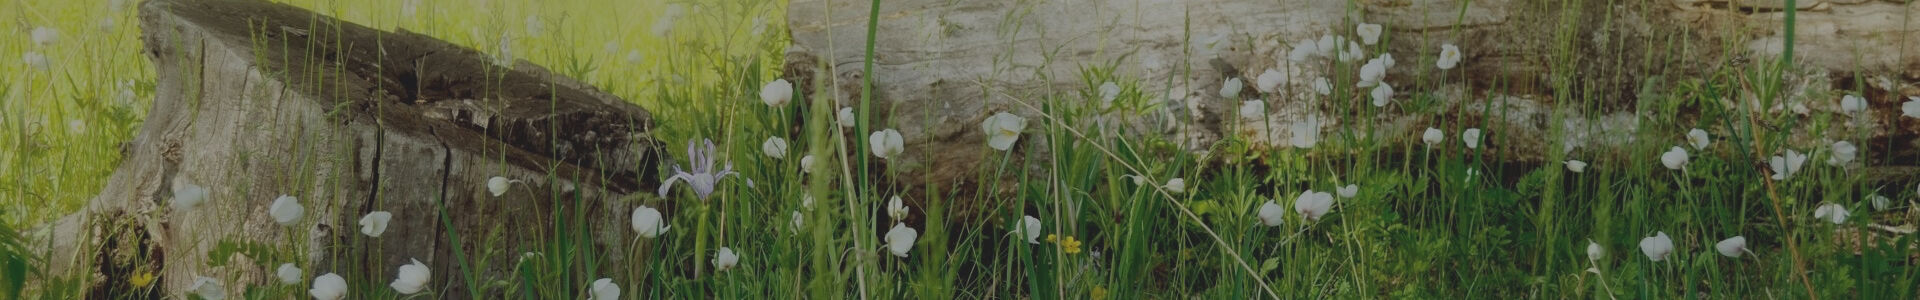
5;0;1920;298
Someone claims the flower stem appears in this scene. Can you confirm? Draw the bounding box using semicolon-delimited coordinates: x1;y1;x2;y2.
692;203;710;279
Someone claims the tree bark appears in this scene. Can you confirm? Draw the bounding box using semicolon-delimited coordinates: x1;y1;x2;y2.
33;0;659;297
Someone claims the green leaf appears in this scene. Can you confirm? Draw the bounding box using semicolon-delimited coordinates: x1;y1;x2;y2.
1260;257;1280;276
205;240;277;268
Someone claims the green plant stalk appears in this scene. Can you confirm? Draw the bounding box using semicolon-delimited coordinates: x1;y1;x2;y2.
435;191;483;297
693;203;709;279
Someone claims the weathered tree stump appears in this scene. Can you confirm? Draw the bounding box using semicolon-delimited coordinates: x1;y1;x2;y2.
785;0;1920;183
35;0;658;297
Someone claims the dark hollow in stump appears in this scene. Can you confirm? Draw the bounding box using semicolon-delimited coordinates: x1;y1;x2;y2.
37;0;661;297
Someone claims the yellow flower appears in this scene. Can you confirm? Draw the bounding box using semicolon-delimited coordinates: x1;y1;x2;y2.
1061;236;1083;254
129;272;156;288
1045;234;1058;243
1091;286;1110;300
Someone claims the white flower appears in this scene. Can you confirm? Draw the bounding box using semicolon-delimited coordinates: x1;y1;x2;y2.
982;112;1028;151
524;16;544;37
1290;115;1318;149
1840;95;1867;113
1715;236;1748;258
1288;39;1319;61
1462;128;1483;149
885;223;920;258
588;278;621;300
359;211;393;238
1312;77;1332;96
712;247;740;272
310;273;347;300
1638;231;1674;262
493;34;515;67
632;205;671;238
1586;239;1604;260
1768;149;1808;180
869;129;905;159
1686;128;1710;150
31;27;59;46
1422;128;1445;147
1903;96;1920;118
838;107;857;128
22;52;48;71
190;276;226;300
751;16;767;35
1293;190;1335;222
1238;100;1266;120
400;0;419;17
1813;203;1850;224
1828;141;1857;166
1256;69;1287;93
1220;78;1244;98
1257;200;1286;227
1356;23;1383;45
1315;35;1341;57
1378;53;1396;68
1338;41;1365;62
887;196;909;221
1660;146;1690;170
1019;215;1042;244
1164;178;1187;194
1123;175;1148;186
659;139;754;200
760;79;793;107
762;136;789;159
800;155;817;173
1098;81;1122;106
170;178;209;211
1566;160;1588;173
487;176;514;197
651;6;682;37
626;50;643;64
802;195;816;210
269;195;304;226
390;258;431;294
1357;58;1387;87
790;210;804;233
1436;44;1461;70
277;263;302;284
1869;194;1891;211
1370;82;1393;107
1336;184;1358;198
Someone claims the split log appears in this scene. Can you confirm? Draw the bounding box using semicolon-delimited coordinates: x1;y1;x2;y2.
785;0;1920;186
34;0;658;297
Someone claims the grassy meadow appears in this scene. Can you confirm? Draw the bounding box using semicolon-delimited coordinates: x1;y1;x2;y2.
4;0;1920;299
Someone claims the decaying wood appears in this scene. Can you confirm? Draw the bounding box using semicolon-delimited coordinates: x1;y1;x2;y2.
785;0;1920;188
32;0;659;297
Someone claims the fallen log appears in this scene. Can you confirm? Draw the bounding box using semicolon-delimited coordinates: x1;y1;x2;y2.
34;0;658;297
784;0;1920;187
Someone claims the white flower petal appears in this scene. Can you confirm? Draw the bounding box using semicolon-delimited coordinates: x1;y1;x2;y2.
1715;236;1747;258
310;273;348;300
1422;128;1445;147
885;223;920;257
1638;232;1673;262
1356;23;1382;45
762;136;789;159
760;79;793;107
1220;78;1244;98
359;211;393;238
390;258;431;294
269;195;304;226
